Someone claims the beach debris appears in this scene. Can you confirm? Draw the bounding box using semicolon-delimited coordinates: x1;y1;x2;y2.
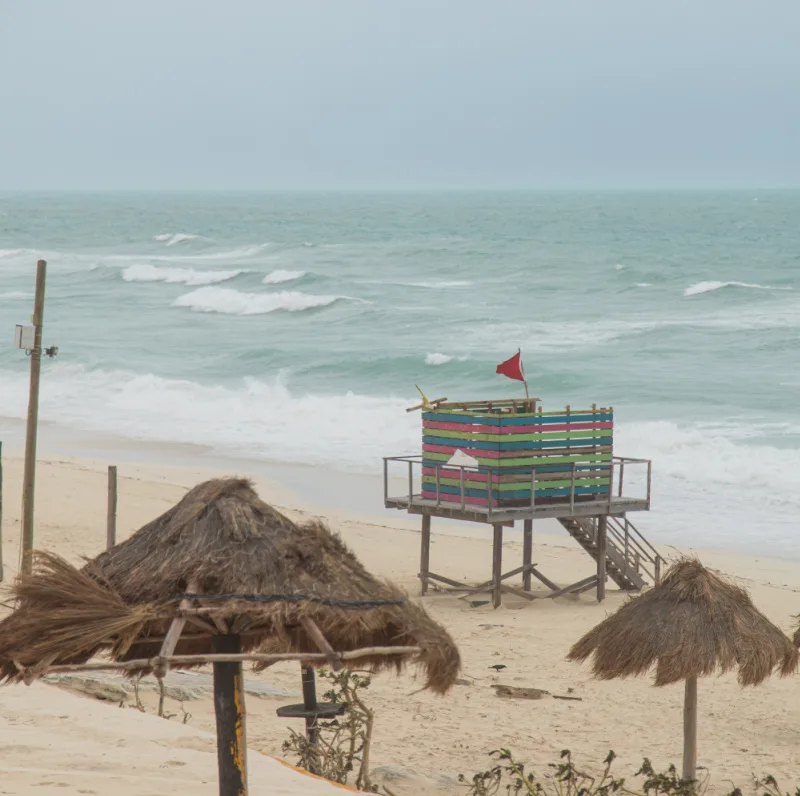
405;385;447;413
469;600;490;608
568;557;797;784
492;684;549;700
552;694;583;701
477;623;504;629
455;677;473;686
445;448;480;468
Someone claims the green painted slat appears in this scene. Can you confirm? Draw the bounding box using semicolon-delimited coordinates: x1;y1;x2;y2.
421;476;610;492
420;428;613;442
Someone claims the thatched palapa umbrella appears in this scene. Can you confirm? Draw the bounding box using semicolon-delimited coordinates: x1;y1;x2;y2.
567;558;796;784
0;477;460;796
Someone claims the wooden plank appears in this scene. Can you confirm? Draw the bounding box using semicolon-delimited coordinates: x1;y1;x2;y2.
530;566;561;592
422;444;613;461
422;420;613;435
422;475;610;491
422;434;613;451
500;583;537;601
426;571;474;589
422;411;612;426
421;465;611;483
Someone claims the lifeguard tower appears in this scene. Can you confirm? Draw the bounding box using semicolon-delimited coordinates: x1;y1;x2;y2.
383;397;662;608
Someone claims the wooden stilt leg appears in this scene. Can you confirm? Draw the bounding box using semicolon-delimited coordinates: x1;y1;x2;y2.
596;516;607;603
492;524;503;608
522;519;533;591
420;514;431;596
213;635;248;795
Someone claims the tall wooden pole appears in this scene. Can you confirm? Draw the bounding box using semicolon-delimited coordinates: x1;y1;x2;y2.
212;635;248;795
682;676;698;784
106;465;118;550
20;260;47;575
0;440;4;582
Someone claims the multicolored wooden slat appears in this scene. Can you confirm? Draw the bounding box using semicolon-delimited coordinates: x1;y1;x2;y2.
419;404;614;507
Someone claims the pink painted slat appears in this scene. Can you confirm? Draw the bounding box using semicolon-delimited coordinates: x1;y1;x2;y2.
422;420;613;434
422;466;496;482
421;489;494;507
423;443;501;458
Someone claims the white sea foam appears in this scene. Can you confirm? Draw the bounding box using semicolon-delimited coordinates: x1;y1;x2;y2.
425;352;468;365
153;233;205;246
0;291;32;299
122;264;245;286
635;282;652;288
172;286;346;315
262;269;306;285
684;280;792;297
0;365;418;472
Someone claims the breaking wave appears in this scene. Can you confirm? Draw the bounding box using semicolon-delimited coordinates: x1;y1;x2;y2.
122;264;245;286
684;280;792;297
172;286;348;315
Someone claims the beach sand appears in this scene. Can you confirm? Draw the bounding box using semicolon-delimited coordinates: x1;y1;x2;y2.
1;448;799;794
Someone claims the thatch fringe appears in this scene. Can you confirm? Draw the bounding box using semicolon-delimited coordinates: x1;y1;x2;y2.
0;479;461;693
568;558;797;686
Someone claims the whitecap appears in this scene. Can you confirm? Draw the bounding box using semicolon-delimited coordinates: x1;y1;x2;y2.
153;233;205;246
122;264;245;286
684;280;792;297
172;286;348;315
262;269;306;285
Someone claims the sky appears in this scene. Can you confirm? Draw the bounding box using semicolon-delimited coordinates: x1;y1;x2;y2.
1;1;799;190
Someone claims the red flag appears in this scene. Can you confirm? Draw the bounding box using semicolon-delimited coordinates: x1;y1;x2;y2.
496;350;525;382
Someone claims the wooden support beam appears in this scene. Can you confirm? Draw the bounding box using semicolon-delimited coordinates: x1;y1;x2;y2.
301;617;342;670
420;514;431;596
683;676;698;784
529;566;560;592
522;519;532;591
546;575;598;599
213;634;248;796
426;571;474;590
0;440;4;583
492;524;503;608
596;515;607;602
499;583;537;602
153;579;199;679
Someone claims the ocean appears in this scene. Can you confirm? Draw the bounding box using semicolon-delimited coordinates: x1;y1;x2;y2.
1;190;799;554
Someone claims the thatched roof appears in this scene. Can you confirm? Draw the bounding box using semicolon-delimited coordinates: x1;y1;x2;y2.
0;478;460;692
567;558;797;686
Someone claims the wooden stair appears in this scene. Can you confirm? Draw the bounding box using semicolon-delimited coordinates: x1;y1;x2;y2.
557;515;659;591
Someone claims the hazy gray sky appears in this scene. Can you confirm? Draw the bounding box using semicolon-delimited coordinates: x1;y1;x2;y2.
1;1;799;189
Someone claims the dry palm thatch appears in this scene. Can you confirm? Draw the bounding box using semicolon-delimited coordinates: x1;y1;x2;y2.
568;557;797;686
0;478;460;692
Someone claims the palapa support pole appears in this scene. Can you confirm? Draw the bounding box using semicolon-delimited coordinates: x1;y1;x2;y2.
106;465;118;550
682;676;698;784
301;665;322;771
522;519;532;592
492;523;503;608
419;514;431;596
213;634;248;796
21;259;47;575
596;516;607;603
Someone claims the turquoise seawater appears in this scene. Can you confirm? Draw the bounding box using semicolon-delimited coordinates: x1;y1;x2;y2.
1;191;799;551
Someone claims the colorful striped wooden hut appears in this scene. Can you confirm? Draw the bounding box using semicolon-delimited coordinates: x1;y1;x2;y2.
420;401;613;508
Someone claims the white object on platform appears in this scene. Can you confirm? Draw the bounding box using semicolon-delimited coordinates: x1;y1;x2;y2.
446;449;479;468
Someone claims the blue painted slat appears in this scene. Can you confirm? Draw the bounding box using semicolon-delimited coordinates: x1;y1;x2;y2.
422;484;611;500
421;459;612;475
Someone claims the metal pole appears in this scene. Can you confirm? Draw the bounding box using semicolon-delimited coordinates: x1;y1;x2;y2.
522;518;533;591
420;514;431;595
382;459;388;504
569;463;576;512
596;515;607;602
460;466;465;510
212;635;248;795
435;463;441;506
301;665;321;768
21;259;47;575
407;460;413;507
106;465;118;550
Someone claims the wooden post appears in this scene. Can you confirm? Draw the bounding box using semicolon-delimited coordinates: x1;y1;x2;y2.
596;515;607;602
420;514;431;596
20;259;47;575
213;635;248;795
522;519;532;591
682;676;698;784
106;465;118;550
492;524;503;608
